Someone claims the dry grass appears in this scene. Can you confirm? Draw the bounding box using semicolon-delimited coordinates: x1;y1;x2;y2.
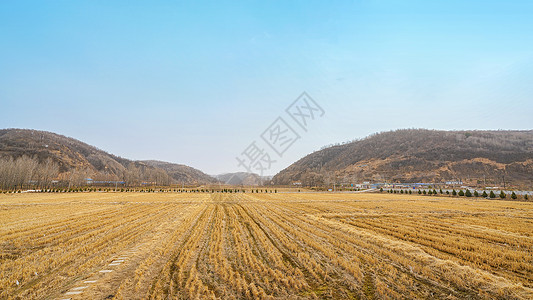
1;192;532;299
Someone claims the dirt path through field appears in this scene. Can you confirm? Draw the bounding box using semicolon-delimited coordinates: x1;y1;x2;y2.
55;201;205;300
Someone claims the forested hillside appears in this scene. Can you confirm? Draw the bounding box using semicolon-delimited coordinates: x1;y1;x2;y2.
273;129;533;188
0;129;215;189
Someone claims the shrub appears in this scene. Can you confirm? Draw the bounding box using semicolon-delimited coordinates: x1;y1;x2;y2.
511;192;517;200
474;191;479;197
452;189;457;196
489;191;496;198
500;191;506;199
465;189;472;197
525;194;529;200
458;190;465;196
482;191;488;197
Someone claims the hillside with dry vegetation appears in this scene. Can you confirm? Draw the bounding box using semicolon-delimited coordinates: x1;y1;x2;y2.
214;172;267;186
273;129;533;187
0;129;216;188
142;160;218;184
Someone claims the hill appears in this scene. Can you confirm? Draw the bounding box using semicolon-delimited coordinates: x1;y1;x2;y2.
272;129;533;188
142;160;218;185
214;172;269;186
0;128;215;187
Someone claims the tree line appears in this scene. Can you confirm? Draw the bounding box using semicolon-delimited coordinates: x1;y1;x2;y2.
380;187;526;200
0;156;58;190
0;156;174;190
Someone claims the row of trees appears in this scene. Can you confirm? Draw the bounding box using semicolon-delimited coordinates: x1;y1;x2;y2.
0;156;175;190
122;163;171;186
380;188;524;200
1;187;282;194
0;156;59;190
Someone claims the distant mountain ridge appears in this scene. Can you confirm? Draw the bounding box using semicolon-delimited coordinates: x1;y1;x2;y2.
273;129;533;188
214;172;271;186
142;160;218;184
0;128;216;185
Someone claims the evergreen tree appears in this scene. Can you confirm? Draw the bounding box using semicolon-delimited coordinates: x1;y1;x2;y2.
439;189;443;194
511;192;517;200
380;188;383;192
452;189;457;196
465;189;472;197
409;190;412;194
473;190;479;197
458;190;465;196
489;190;496;198
525;194;529;200
500;191;506;199
418;190;422;194
482;191;488;197
423;190;427;195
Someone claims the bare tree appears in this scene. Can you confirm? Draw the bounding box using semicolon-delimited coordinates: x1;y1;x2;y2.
35;158;59;188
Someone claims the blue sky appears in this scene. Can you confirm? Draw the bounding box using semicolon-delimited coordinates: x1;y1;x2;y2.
1;1;532;175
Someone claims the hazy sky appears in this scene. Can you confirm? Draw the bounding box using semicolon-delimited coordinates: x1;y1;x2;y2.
1;1;532;175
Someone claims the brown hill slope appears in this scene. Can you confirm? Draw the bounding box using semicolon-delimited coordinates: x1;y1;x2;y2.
142;160;218;185
214;172;267;186
0;128;215;185
272;129;533;188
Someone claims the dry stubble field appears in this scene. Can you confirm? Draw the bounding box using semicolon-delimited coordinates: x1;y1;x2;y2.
1;192;532;299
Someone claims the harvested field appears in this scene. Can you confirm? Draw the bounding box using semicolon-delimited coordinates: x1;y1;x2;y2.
1;192;532;299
